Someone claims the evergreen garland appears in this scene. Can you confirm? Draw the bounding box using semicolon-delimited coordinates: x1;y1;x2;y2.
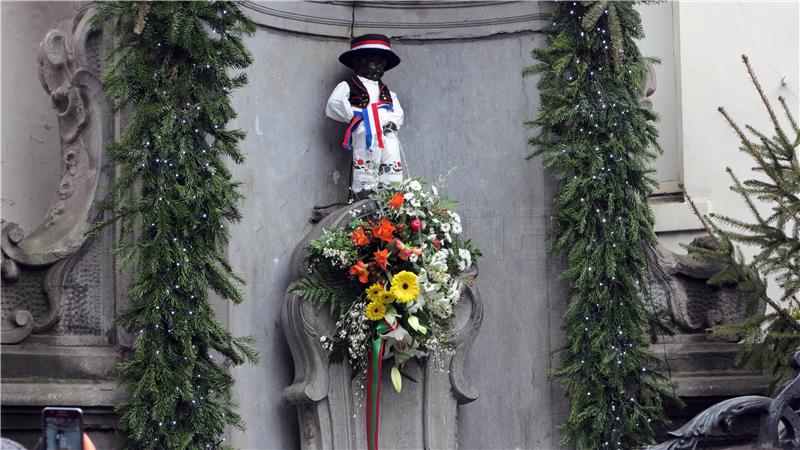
89;2;257;449
526;2;674;448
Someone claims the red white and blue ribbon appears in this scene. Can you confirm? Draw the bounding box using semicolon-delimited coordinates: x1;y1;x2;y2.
366;320;393;450
342;102;394;152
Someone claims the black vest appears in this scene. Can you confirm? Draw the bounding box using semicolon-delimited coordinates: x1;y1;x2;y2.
347;74;393;108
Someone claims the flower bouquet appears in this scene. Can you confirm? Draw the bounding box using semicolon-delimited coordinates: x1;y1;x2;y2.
292;178;480;449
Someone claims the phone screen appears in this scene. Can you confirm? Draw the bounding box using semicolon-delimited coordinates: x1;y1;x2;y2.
42;408;83;450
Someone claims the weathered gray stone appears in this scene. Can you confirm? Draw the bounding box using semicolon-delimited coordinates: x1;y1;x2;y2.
1;6;125;449
649;239;766;336
241;1;549;40
1;4;114;344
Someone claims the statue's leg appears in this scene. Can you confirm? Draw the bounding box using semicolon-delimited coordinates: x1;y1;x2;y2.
352;145;379;194
377;136;403;189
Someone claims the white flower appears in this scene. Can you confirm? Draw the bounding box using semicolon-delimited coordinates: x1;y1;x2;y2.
431;186;438;197
452;221;463;235
404;192;415;201
407;297;426;314
458;248;472;271
408;180;422;191
409;254;418;263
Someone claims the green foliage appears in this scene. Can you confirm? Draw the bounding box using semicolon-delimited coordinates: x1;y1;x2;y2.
526;2;676;448
89;2;257;449
684;55;800;390
292;262;361;317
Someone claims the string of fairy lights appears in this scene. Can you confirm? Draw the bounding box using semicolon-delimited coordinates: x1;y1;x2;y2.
530;2;673;448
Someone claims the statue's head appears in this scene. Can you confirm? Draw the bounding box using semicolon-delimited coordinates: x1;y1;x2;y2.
339;34;401;79
352;52;387;81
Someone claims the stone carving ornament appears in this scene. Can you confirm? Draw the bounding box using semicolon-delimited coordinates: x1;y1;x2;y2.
1;7;111;344
282;199;482;449
648;238;766;336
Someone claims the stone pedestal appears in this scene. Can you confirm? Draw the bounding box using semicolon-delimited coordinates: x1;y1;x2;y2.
281;201;482;449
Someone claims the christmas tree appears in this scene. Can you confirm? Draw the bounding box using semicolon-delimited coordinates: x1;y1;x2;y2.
686;55;800;389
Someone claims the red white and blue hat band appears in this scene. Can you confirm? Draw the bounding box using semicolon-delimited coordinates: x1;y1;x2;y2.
351;40;392;51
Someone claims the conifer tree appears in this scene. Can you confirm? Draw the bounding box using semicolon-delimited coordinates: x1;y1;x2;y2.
527;2;675;448
685;55;800;388
90;2;257;448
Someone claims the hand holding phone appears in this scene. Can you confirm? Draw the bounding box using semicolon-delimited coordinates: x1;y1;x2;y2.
42;407;83;450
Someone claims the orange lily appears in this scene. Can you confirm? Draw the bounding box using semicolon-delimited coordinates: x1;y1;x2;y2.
371;219;396;243
351;227;370;246
373;248;389;271
348;260;369;284
387;192;404;209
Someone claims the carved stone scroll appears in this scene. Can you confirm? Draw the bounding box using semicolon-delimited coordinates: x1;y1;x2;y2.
282;200;482;449
1;7;111;344
645;347;800;450
648;239;766;335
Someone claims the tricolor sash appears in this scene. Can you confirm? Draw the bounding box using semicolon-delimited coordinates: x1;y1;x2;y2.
342;102;394;152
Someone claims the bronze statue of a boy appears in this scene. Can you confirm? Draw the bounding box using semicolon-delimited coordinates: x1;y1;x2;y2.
326;34;404;195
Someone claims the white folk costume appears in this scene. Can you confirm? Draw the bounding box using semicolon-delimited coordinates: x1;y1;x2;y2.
325;35;405;193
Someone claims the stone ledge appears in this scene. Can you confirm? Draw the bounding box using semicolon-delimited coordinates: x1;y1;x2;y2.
1;344;121;379
651;198;709;233
1;379;126;407
669;373;771;397
241;1;549;40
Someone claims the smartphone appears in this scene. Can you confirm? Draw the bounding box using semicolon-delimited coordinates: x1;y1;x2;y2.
42;407;83;450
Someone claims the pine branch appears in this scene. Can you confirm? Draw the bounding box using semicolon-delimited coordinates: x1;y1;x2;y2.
719;106;800;227
778;95;800;136
741;55;793;148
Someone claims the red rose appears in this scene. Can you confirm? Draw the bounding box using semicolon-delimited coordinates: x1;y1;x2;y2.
409;219;422;232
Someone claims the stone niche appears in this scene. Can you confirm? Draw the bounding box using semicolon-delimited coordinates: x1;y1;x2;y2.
225;1;570;449
0;5;126;449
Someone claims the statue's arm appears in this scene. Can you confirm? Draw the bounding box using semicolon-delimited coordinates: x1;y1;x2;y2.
325;81;354;123
388;91;404;129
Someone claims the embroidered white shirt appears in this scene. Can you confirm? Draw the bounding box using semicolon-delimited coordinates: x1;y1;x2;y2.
325;76;404;138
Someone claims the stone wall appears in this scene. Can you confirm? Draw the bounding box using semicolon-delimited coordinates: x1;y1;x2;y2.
1;1;74;232
226;2;569;448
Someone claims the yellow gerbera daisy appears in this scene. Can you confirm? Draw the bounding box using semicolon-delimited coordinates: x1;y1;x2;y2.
365;283;385;302
365;301;386;321
378;290;395;304
390;271;420;303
